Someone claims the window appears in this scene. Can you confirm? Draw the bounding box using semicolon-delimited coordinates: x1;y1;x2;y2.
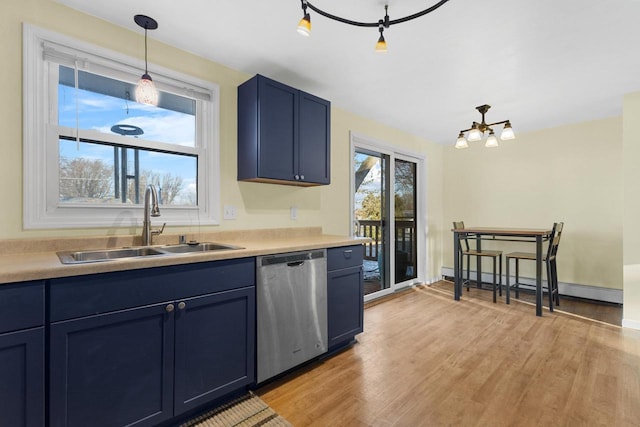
23;24;220;229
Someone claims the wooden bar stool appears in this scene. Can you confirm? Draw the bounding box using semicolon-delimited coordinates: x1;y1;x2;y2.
506;222;563;311
453;221;503;303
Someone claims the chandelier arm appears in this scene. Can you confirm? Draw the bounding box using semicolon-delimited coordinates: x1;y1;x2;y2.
306;0;452;28
486;120;510;127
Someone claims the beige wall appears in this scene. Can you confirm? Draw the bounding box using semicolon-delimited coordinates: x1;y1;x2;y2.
443;118;624;291
623;92;640;327
3;1;632;307
0;0;445;281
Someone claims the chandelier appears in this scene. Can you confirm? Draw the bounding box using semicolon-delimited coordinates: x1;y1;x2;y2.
455;105;515;149
296;0;452;53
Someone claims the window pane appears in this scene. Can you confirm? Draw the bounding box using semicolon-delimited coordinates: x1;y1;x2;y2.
394;159;417;283
58;66;196;147
59;139;197;206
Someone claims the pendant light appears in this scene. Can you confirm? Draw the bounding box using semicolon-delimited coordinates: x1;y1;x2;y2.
134;14;159;106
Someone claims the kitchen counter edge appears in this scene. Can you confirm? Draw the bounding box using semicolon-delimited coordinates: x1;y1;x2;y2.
0;235;370;285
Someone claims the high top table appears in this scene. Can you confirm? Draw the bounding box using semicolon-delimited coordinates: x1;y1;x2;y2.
452;227;552;316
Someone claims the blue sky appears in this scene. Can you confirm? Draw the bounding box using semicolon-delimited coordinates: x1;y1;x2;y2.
58;84;198;204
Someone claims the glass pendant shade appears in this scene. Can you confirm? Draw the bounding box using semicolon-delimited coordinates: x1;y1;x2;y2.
500;122;515;140
455;134;469;149
485;131;499;148
467;126;482;142
375;35;388;53
135;74;159;106
297;14;311;36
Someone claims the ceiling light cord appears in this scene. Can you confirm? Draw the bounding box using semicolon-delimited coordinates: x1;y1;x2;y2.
144;25;149;76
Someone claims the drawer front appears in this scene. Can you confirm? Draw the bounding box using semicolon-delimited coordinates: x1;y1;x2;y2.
0;281;44;334
50;258;256;321
327;245;364;271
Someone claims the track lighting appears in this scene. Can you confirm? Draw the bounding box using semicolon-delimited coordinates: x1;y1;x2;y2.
297;0;311;36
455;105;516;149
134;14;159;106
296;0;451;53
375;20;387;53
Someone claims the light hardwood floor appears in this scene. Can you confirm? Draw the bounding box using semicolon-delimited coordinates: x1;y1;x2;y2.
258;282;640;426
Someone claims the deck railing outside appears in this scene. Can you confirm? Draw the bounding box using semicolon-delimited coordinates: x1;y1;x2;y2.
356;219;416;271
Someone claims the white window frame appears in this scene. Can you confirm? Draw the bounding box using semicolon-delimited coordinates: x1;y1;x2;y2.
23;23;220;229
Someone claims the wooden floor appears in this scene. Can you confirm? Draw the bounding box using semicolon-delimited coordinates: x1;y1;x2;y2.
258;281;640;426
436;280;623;326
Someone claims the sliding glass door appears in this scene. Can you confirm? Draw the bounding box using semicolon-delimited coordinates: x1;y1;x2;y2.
352;136;422;299
394;158;417;284
354;149;391;295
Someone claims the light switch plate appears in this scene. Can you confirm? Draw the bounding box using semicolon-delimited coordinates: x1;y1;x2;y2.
290;206;297;220
223;205;236;220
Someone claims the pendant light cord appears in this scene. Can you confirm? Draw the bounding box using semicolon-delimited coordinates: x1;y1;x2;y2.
144;27;149;75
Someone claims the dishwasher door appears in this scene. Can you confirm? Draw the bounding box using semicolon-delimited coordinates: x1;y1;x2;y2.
257;249;327;383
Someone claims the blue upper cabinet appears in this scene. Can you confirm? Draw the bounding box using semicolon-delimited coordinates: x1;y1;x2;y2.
238;74;330;186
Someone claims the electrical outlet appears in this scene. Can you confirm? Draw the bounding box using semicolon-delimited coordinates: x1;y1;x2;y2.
223;205;236;220
290;206;297;220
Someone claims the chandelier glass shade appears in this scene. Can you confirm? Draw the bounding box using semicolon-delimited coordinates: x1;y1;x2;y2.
296;0;451;52
134;15;159;106
455;104;515;149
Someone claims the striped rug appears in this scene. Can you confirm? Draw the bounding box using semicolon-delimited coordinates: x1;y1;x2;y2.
180;392;292;427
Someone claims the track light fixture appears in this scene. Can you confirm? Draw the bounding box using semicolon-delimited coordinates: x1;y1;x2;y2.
297;0;451;52
134;14;159;106
455;105;515;149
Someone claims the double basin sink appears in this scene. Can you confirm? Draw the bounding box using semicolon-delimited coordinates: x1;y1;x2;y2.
57;242;244;264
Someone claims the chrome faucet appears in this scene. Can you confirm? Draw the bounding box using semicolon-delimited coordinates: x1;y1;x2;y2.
142;184;165;246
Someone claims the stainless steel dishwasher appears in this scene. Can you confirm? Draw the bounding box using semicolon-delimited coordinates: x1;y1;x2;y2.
257;249;327;383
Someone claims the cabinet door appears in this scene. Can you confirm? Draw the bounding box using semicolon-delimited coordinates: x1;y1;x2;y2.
257;76;298;181
299;91;331;184
50;303;175;427
174;287;255;415
327;266;364;349
0;327;44;427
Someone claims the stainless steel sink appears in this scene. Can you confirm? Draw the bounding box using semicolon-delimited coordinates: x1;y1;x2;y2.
57;246;166;264
57;242;244;264
156;242;243;254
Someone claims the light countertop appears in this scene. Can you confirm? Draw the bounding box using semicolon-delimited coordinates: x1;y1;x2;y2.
0;227;369;284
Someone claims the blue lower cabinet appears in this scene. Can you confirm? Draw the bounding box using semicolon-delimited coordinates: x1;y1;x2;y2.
327;246;365;350
49;288;256;427
49;303;175;427
327;266;364;348
0;327;45;427
174;287;255;414
48;259;257;427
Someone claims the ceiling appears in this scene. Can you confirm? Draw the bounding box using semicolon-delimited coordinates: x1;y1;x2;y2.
56;0;640;145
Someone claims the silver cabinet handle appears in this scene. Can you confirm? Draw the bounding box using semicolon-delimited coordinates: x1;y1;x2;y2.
166;304;175;313
178;302;186;310
300;175;305;180
295;175;300;180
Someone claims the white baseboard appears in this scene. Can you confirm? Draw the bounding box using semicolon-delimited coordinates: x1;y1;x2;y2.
440;267;623;304
622;318;640;330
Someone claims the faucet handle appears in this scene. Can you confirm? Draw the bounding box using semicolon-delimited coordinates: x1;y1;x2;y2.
152;223;166;236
